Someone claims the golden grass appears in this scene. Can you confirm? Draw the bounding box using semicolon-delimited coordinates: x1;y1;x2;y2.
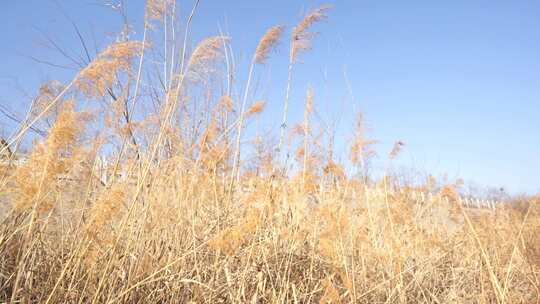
255;25;285;65
0;2;538;303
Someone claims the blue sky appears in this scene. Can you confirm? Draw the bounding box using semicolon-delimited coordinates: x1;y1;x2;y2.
0;1;539;194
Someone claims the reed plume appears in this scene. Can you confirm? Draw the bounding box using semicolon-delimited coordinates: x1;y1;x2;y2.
349;112;376;166
231;25;283;183
11;101;85;214
217;95;235;113
292;5;332;62
389;140;405;160
32;80;66;124
76;41;143;98
86;184;126;241
84;183;126;266
245;100;266;117
145;0;173;21
254;25;285;64
187;36;229;77
278;5;331;159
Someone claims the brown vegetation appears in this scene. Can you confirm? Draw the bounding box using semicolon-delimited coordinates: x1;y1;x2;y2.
0;2;538;303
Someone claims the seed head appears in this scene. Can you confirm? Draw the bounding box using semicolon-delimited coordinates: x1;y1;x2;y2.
188;36;229;77
254;25;285;64
76;41;143;98
389;140;405;160
145;0;173;21
292;5;332;62
246;100;266;116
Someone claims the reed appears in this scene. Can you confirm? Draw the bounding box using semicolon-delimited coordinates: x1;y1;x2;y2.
0;2;538;303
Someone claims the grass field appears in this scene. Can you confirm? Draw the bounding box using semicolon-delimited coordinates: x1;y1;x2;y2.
0;1;539;303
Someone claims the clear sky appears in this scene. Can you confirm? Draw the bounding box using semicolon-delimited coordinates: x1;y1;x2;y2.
1;1;539;194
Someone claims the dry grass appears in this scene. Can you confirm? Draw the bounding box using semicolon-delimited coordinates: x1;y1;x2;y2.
0;2;539;303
